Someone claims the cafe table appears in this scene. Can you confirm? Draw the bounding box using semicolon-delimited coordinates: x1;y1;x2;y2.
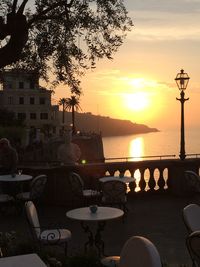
99;176;135;184
0;174;33;195
0;174;33;182
66;206;124;256
0;253;47;267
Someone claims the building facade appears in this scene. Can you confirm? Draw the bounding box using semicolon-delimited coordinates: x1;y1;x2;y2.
0;69;60;136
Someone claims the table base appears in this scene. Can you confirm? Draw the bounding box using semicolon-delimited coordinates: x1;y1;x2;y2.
81;221;106;256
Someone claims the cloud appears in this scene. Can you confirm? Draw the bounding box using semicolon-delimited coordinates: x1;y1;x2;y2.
126;0;200;14
127;9;200;41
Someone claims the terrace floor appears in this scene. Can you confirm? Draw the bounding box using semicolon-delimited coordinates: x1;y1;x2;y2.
0;192;198;266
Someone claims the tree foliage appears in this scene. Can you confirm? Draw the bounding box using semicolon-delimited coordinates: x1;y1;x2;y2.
0;0;133;94
66;95;81;127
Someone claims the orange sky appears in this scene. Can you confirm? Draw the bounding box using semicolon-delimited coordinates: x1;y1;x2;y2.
51;0;200;132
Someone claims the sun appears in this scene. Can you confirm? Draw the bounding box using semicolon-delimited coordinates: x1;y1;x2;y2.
125;92;149;111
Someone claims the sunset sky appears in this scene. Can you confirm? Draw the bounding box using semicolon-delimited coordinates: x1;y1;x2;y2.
53;0;200;131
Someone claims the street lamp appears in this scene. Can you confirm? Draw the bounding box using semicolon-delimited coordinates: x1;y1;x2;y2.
175;69;190;160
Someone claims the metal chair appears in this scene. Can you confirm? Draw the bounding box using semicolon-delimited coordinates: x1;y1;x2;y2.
68;172;101;206
183;203;200;233
101;180;128;213
0;193;15;214
101;236;162;267
25;201;71;255
16;174;47;202
185;171;200;192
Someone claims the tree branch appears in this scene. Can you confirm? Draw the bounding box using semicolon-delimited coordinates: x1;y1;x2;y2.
18;0;29;15
12;0;18;14
28;0;75;26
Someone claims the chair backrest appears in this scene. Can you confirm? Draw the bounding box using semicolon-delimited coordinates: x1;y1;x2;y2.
30;174;47;199
186;231;200;267
185;171;200;193
119;236;162;267
183;204;200;233
101;180;127;204
25;201;41;239
68;172;84;197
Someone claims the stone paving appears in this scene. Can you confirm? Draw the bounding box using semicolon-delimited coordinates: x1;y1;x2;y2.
0;193;197;266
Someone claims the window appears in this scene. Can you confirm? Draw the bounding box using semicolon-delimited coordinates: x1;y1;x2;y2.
30;113;36;120
18;113;26;120
6;82;12;89
8;96;14;104
30;97;35;104
19;82;24;89
39;97;45;105
19;97;24;104
29;81;35;89
40;113;48;120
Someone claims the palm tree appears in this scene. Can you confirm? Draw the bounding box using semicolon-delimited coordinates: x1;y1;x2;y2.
58;98;68;131
65;96;81;134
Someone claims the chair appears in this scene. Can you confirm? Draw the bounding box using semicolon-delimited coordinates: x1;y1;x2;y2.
68;172;101;206
101;235;162;267
185;171;200;194
186;231;200;267
101;180;127;213
16;174;47;202
183;204;200;233
25;201;71;255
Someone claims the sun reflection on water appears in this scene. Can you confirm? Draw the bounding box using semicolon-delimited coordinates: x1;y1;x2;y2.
129;137;144;161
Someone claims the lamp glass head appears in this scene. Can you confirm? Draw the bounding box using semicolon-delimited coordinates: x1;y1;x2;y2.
175;69;190;90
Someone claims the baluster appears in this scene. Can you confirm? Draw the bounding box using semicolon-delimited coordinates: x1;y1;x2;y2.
138;168;146;192
128;169;136;193
157;168;165;191
148;168;156;192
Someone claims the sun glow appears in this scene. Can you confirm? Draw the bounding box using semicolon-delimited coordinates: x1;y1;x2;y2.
125;92;149;111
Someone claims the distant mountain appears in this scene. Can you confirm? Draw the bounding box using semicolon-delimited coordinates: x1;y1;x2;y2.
60;111;159;137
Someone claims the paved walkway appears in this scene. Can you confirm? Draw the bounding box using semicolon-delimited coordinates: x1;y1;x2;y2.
0;193;197;266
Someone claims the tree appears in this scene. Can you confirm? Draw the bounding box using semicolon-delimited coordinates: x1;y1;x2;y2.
65;95;81;134
0;0;133;94
58;97;68;127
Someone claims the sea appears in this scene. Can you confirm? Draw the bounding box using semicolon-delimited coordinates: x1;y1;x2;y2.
102;128;200;162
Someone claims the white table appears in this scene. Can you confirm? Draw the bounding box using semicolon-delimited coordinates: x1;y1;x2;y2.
99;176;135;184
0;253;47;267
66;206;124;256
0;174;33;195
0;174;32;182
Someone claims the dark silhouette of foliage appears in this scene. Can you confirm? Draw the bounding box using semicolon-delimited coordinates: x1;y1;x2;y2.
0;0;133;94
58;97;68;126
65;95;81;134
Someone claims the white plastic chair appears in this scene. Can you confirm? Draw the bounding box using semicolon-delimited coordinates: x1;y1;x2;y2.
183;204;200;233
186;231;200;267
25;201;71;255
101;236;162;267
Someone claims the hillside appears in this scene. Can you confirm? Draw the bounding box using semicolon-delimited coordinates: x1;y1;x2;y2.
61;111;159;137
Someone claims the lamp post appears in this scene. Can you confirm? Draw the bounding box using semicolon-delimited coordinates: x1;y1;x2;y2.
175;69;190;160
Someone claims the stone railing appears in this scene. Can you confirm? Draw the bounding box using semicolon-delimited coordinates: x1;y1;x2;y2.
21;157;200;206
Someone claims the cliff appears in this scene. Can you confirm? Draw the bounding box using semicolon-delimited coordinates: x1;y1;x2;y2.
61;112;159;137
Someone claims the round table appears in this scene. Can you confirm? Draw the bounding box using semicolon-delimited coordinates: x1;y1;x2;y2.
99;176;135;184
66;206;124;256
0;174;32;182
0;174;33;196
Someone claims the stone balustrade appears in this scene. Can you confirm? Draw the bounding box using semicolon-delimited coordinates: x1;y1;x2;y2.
21;157;200;206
